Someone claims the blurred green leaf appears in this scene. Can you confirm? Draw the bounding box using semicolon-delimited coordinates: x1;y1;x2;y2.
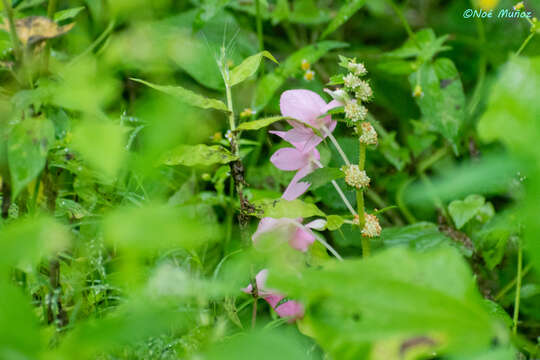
252;198;325;218
326;214;344;230
321;0;367;39
448;194;486;229
161;144;237;166
300;167;343;190
131;78;228;111
381;222;453;251
8;115;54;198
229;50;278;87
54;6;86;22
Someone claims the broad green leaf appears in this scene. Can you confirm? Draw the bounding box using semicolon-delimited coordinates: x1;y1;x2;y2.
448;194;486;229
229;50;278;86
326;214;345;230
382;222;453;252
236;116;286;131
387;28;450;63
289;0;330;24
379;131;410;171
271;247;501;358
0;216;70;269
8;116;55;198
300;167;344;190
252;198;325;218
131;78;228;111
321;0;367;39
54;6;86;22
271;0;290;24
409;58;465;145
72;120;126;179
254;72;285;110
0;281;41;359
161;144;237;166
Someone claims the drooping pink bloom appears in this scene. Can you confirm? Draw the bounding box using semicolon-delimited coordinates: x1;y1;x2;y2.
252;217;326;252
270;146;320;200
270;89;342;152
242;269;304;321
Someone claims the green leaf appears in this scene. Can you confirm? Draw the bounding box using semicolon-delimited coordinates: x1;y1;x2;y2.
448;194;486;229
54;6;85;22
8;116;55;198
282;41;348;77
382;222;453;252
236;116;287;131
130;78;228;112
409;58;465;145
229;51;278;87
300;167;344;190
387;28;450;63
161;144;237;167
272;247;499;357
252;198;325;218
326;214;345;231
254;72;285;110
321;0;367;39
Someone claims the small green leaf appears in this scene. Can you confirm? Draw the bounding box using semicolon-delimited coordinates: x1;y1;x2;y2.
237;116;287;131
131;78;228;112
229;51;278;87
252;199;325;218
282;41;348;77
448;194;486;229
382;222;453;252
321;0;367;39
8;116;55;198
300;167;344;190
326;215;344;230
54;6;85;22
161;144;237;167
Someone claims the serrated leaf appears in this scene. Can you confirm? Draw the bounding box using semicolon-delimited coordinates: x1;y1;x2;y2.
161;144;237;167
409;58;465;145
326;215;344;230
131;78;228;112
54;6;86;22
236;116;287;131
8;116;55;198
252;199;325;218
321;0;367;39
448;194;486;229
300;167;343;190
229;51;278;87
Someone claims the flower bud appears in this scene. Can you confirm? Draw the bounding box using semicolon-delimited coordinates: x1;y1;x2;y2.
342;164;370;189
358;121;378;145
301;59;311;71
344;100;368;122
412;84;424;98
355;80;373;101
343;73;361;90
361;213;381;238
324;88;348;103
303;69;315;81
347;61;367;76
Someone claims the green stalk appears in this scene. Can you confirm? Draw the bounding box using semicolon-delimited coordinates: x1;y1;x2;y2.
513;240;523;335
42;0;59;73
254;0;264;74
495;263;532;301
358;141;368;257
2;0;21;61
515;32;535;57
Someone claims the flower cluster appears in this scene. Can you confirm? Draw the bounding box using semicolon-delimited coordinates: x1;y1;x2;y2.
342;164;370;189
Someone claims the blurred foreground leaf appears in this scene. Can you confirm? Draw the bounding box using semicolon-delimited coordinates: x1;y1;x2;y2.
161;144;237;166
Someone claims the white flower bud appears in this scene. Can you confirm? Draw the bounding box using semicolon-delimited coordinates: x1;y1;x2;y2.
361;214;381;238
342;164;370;189
358;121;378;145
343;73;361;90
344;100;368;122
355;80;373;101
347;61;367;76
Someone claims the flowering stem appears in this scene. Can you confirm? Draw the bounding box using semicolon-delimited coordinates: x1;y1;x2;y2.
357;140;369;257
322;125;351;166
515;32;535;57
313;159;357;216
513;240;523;335
2;0;22;62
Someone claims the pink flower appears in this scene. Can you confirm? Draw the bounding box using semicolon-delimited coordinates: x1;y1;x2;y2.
252;217;325;252
242;269;304;322
270;146;320;200
270;89;341;152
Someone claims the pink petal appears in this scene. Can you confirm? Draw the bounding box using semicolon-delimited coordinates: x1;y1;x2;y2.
280;89;327;125
270;127;322;152
252;218;282;243
289;227;315;252
270;147;308;171
263;293;284;309
306;219;327;230
282;163;317;201
274;299;305;321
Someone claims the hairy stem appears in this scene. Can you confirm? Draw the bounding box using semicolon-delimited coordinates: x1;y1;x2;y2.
313;159;356;216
